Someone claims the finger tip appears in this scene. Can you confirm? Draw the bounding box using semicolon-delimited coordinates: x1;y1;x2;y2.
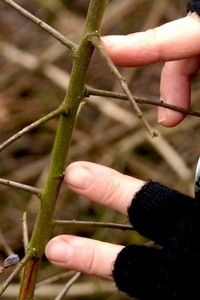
45;236;73;263
158;112;185;127
64;162;93;190
157;104;185;127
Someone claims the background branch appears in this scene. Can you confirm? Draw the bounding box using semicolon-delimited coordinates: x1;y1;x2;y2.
54;272;81;300
22;212;29;252
0;0;76;51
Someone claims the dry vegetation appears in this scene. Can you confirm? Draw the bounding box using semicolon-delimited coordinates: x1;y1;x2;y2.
0;0;199;299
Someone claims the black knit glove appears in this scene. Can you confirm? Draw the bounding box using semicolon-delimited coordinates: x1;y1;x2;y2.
187;0;200;14
112;181;200;299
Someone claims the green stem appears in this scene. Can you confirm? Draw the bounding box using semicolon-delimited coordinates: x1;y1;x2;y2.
18;1;108;299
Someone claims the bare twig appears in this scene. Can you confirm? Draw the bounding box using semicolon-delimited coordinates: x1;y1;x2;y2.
53;220;133;231
0;251;33;296
91;36;157;137
0;178;41;197
22;213;29;252
0;0;76;51
86;87;200;118
54;272;81;300
0;107;63;153
3;41;198;119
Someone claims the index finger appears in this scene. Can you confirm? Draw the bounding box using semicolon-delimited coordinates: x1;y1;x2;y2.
101;13;200;67
65;161;144;215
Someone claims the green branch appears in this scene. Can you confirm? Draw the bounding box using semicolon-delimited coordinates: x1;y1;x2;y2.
18;1;108;299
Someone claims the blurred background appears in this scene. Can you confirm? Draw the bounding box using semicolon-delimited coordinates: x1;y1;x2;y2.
0;0;199;299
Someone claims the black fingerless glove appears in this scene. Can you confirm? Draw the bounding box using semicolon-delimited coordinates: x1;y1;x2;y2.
187;0;200;14
112;181;200;299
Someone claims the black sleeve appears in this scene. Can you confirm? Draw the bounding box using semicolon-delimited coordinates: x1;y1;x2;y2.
187;0;200;14
112;181;200;299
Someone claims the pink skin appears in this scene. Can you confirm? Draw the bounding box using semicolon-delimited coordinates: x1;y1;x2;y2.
46;162;144;278
102;13;200;127
46;13;200;279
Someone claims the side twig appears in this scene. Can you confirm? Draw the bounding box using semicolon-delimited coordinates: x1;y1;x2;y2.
86;87;200;118
90;36;157;137
53;220;133;231
0;107;63;153
0;178;41;197
0;0;76;51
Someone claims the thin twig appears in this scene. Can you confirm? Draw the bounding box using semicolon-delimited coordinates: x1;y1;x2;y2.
22;212;29;253
36;271;75;289
0;107;63;153
0;0;76;51
91;36;157;137
0;251;33;296
4;41;197;119
0;178;41;197
86;87;200;118
53;220;133;231
54;272;81;300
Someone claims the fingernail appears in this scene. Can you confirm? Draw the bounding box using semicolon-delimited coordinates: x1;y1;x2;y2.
65;164;92;189
46;239;73;264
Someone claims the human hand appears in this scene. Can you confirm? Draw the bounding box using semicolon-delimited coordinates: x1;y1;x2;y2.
45;161;200;299
102;12;200;127
46;161;145;279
